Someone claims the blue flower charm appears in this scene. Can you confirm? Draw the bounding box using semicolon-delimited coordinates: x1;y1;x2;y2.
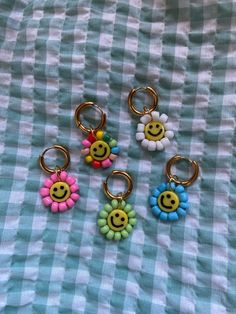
149;182;189;221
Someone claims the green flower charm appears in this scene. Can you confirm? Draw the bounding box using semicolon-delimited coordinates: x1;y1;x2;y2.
98;199;137;240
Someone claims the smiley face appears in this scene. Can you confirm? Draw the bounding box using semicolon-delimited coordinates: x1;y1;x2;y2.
144;121;165;141
90;140;110;161
157;191;179;212
50;182;71;203
107;209;128;232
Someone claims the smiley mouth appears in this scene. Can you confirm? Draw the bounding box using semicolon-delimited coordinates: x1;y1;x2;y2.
160;195;173;209
52;190;68;200
94;147;107;158
111;216;124;228
148;129;163;137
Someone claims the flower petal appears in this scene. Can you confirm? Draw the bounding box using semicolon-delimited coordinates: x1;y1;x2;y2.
81;148;90;156
175;185;185;193
42;197;53;206
165;130;174;139
59;202;68;212
136;132;145;141
66;198;75;208
149;197;157;206
160;137;171;148
179;192;188;202
44;179;54;188
141;139;149;148
148;141;156;151
152;206;161;217
106;230;115;240
180;202;189;209
50;173;59;182
102;159;112;168
66;176;76;186
140;114;152;125
151;111;160;121
168;212;179;221
159;113;168;123
82;139;91;147
71;193;80;201
152;188;160;197
111;147;120;154
40;188;49;197
158;182;167;192
137;123;145;132
70;184;79;193
177;207;186;216
59;171;68;181
156;141;164;151
109;154;117;161
164;123;172;131
159;212;168;221
51;202;59;213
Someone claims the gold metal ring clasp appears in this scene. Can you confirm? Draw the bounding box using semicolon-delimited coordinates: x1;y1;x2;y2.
74;102;106;133
166;155;199;187
103;170;133;201
39;145;70;174
128;86;158;116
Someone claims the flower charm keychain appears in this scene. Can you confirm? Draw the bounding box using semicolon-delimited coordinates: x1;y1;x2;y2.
74;102;120;169
39;145;80;213
128;86;174;151
98;170;137;240
149;155;199;221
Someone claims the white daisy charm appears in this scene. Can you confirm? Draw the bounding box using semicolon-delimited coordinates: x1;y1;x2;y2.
128;86;174;152
136;111;174;151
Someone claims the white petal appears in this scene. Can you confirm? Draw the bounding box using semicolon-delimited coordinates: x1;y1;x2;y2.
159;113;168;123
161;137;171;147
148;141;156;151
136;132;145;141
164;123;172;130
140;114;152;125
137;123;145;132
151;111;160;121
141;139;149;148
156;141;164;151
165;130;174;139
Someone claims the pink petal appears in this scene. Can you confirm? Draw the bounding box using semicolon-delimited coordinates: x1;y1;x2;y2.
44;179;54;188
81;148;90;156
40;187;49;197
59;202;68;212
51;202;59;213
82;139;91;148
70;193;80;201
66;176;76;186
102;159;112;168
109;154;117;161
50;173;59;182
70;184;79;193
42;197;53;206
66;198;75;208
59;171;68;181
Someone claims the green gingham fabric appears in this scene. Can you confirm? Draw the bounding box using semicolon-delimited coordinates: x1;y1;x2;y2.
0;1;236;313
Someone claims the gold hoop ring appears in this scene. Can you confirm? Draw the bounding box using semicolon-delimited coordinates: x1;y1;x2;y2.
39;145;70;174
103;170;133;201
128;86;158;116
74;102;106;133
166;155;199;187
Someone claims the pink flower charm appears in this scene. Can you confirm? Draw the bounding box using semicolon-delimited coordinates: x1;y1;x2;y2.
40;171;80;213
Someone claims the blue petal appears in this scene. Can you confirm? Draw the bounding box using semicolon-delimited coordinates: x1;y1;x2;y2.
159;212;168;221
168;182;176;190
149;196;157;206
152;206;161;217
177;207;186;216
175;185;185;193
179;192;188;202
111;147;120;154
152;188;160;197
158;182;167;192
168;212;179;221
180;202;189;209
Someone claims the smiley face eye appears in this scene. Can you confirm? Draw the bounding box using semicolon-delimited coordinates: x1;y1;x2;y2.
93;148;97;152
149;125;153;129
156;124;159;128
53;187;57;192
121;217;125;222
167;194;171;198
60;186;64;190
171;200;175;204
115;213;119;217
99;144;103;148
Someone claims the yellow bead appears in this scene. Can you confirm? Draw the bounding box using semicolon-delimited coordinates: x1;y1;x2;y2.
96;130;104;140
85;155;93;163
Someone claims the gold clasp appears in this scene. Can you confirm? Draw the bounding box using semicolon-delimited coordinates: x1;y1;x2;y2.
128;86;158;116
103;170;133;201
74;102;106;134
39;145;70;174
166;155;199;187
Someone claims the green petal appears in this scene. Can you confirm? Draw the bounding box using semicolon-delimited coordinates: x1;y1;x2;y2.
128;210;136;218
124;204;132;213
99;210;108;218
118;200;126;209
121;230;129;238
125;224;133;233
103;133;111;142
129;218;137;226
111;199;118;209
106;230;115;240
109;139;117;147
100;225;109;234
104;203;113;212
114;232;121;241
97;219;107;227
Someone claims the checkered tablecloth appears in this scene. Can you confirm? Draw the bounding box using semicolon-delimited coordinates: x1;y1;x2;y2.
0;1;236;313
